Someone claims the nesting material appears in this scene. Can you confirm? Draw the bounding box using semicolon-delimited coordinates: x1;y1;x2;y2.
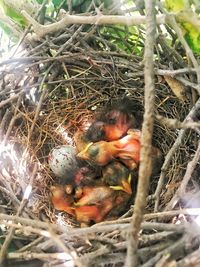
0;13;199;267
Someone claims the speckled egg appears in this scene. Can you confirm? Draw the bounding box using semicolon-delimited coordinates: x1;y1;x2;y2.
48;145;78;178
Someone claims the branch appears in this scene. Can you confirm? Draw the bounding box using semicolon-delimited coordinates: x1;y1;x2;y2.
21;10;166;40
165;140;200;211
125;0;157;266
155;114;200;130
0;164;38;265
154;97;200;211
177;248;200;267
166;14;200;91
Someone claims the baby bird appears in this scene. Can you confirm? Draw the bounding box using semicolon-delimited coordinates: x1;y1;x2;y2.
77;129;141;169
74;129;92;153
85;98;138;142
73;165;99;187
75;205;104;224
50;185;75;216
77;141;117;166
50;185;132;225
61;161;101;193
112;129;141;167
102;161;132;194
74;185;115;206
74;188;131;224
75;198;114;224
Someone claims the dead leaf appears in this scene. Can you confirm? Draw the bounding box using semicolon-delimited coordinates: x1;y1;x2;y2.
164;75;187;102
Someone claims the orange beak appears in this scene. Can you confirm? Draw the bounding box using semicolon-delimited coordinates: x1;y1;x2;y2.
121;179;132;194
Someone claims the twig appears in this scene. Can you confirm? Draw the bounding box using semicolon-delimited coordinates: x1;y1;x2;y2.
21;10;166;40
125;1;156;266
4;93;23;143
165;141;200;211
140;241;174;264
177;248;200;267
48;226;85;267
0;109;11;139
156;68;196;76
7;251;73;261
29;24;84;136
166;15;200;92
179;143;200;194
10;0;49;57
28;82;47;137
17;236;44;252
0;164;38;266
0;213;128;235
0;91;24;109
155;114;200;130
94;252;128;266
175;76;200;91
154;254;171;267
0;212;187;237
140;231;177;246
154;9;200;214
154;97;200;211
141;235;187;267
96;208;200;226
80;245;110;266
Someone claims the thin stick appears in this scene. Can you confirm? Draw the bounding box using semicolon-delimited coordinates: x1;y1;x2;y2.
0;164;38;266
154;97;200;211
167;15;200;90
165;141;200;211
177;248;200;267
155;114;200;130
96;208;200;225
124;1;156;266
22;11;166;40
48;227;85;267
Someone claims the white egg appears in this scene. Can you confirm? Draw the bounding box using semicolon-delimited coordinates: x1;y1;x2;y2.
48;145;78;178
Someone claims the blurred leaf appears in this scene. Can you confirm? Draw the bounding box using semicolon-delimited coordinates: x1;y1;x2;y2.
0;20;12;35
165;0;200;54
52;0;65;7
177;10;200;54
0;0;27;28
165;0;189;12
164;75;187;102
182;22;200;53
0;21;19;45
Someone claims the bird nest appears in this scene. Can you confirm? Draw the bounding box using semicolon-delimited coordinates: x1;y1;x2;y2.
0;14;200;267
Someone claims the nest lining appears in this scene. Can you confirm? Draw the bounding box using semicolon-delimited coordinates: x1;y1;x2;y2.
0;20;199;267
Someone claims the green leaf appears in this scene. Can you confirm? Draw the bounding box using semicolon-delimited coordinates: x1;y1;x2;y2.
165;0;189;12
52;0;64;7
0;20;12;35
182;22;200;53
0;0;27;28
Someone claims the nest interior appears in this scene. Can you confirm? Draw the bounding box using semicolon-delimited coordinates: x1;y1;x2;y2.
0;6;200;267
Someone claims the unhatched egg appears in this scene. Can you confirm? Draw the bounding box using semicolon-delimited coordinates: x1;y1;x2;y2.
48;145;78;178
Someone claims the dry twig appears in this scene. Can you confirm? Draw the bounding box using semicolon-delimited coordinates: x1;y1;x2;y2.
125;1;156;266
